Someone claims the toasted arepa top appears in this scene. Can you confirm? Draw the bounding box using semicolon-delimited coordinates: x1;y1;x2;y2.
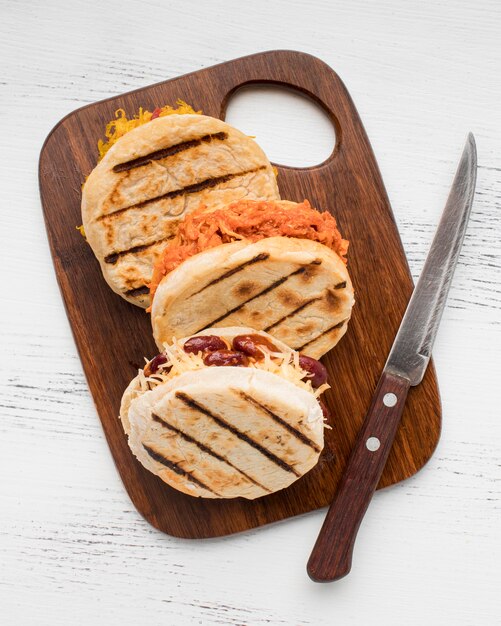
120;327;326;500
82;114;279;307
151;236;354;359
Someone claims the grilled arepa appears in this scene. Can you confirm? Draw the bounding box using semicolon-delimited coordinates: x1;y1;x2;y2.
151;232;354;360
120;327;327;499
82;115;279;307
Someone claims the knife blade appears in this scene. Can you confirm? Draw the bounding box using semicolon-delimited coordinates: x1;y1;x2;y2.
307;133;477;582
386;132;477;385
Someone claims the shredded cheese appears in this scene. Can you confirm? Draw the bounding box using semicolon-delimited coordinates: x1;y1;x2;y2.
97;100;202;161
138;338;329;398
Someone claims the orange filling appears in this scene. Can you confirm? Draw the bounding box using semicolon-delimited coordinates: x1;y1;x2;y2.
150;199;349;298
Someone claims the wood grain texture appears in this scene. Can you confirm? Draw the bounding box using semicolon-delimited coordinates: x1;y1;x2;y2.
2;1;501;624
39;50;441;538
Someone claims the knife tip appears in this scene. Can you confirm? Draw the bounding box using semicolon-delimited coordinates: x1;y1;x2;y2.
465;133;477;168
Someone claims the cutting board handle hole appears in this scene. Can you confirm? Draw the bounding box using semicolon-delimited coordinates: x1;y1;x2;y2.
223;84;336;169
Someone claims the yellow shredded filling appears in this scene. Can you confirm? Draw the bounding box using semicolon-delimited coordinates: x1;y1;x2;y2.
97;99;202;161
76;224;86;239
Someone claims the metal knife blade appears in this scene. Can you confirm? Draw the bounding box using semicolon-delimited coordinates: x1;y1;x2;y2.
385;133;477;385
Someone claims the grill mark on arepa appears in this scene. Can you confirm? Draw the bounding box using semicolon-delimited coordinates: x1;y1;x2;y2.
236;391;322;453
294;318;348;351
191;253;270;296
97;166;267;221
104;235;171;264
175;392;300;477
124;285;150;297
113;132;228;172
142;444;218;494
195;262;321;333
264;294;324;332
151;413;271;493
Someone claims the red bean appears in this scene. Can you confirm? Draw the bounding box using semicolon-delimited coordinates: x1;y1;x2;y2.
232;334;278;359
298;354;328;388
203;350;248;367
145;353;168;376
183;335;227;354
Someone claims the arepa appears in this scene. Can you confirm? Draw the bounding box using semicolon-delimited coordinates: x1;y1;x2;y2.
151;236;354;359
82;114;279;307
120;327;326;499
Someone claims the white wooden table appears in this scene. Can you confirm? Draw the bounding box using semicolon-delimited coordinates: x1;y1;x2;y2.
1;1;500;624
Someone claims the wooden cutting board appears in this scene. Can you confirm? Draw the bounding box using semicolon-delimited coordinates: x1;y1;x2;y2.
39;50;441;538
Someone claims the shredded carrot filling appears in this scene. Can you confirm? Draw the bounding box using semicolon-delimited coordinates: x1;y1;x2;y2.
150;200;349;298
97;100;202;160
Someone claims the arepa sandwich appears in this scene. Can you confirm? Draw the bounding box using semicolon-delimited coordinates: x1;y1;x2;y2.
150;200;354;359
120;327;329;499
82;114;280;308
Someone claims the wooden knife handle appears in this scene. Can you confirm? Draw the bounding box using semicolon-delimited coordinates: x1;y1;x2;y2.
307;371;411;582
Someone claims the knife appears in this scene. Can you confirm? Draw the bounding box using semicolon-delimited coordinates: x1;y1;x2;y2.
307;133;477;582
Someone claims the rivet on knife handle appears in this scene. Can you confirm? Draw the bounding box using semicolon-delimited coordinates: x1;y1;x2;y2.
307;371;410;582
